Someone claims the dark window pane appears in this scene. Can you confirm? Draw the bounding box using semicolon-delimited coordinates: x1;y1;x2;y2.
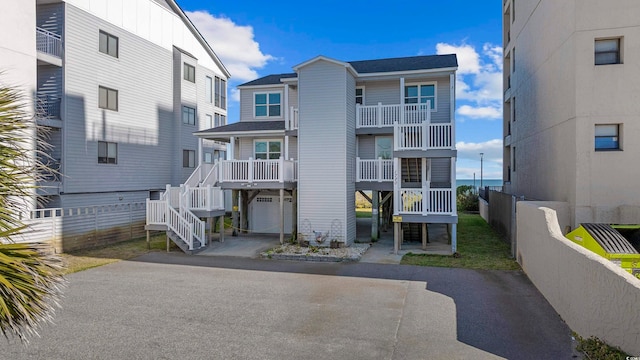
269;141;281;153
421;85;435;96
269;93;281;104
269;105;281;117
255;105;267;117
255;94;267;105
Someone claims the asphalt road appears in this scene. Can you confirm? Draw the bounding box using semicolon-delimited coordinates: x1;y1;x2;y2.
4;253;579;360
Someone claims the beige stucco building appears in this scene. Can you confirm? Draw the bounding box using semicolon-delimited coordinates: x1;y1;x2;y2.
502;0;640;228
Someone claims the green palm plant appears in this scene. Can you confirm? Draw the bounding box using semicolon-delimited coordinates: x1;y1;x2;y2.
0;82;65;342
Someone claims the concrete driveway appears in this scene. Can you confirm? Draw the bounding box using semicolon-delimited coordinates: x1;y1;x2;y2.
5;253;578;360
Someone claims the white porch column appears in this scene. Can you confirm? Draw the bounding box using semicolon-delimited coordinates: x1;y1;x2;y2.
400;77;405;104
279;188;285;245
284;135;289;160
198;137;204;181
450;73;456;146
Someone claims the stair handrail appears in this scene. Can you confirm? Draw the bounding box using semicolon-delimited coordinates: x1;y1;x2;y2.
201;161;219;186
180;185;206;247
166;205;194;250
183;164;203;187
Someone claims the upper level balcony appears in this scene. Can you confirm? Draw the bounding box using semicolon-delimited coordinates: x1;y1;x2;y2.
36;27;62;66
356;102;454;152
218;157;298;189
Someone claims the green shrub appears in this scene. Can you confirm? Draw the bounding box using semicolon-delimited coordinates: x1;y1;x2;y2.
456;186;479;211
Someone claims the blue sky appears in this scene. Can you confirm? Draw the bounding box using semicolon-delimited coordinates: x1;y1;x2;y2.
178;0;504;179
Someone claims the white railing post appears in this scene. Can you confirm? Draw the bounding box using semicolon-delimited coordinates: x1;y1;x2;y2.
377;157;383;182
393;157;400;214
356;157;361;182
377;102;382;127
279;157;284;183
356;104;361;128
248;157;254;183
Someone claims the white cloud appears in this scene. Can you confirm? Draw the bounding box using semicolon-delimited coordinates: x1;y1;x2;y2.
436;42;503;120
185;11;274;81
457;105;501;119
456;139;503;163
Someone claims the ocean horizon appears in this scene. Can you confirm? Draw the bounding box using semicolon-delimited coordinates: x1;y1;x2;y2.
456;179;503;188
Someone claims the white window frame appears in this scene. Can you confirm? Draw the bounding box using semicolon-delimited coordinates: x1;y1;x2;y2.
356;86;365;105
205;76;212;103
254;91;282;118
404;81;437;111
204;152;213;163
205;114;213;129
253;139;282;160
98;86;118;111
214;113;226;127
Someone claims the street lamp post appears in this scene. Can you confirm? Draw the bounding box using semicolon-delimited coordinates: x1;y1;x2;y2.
479;153;484;189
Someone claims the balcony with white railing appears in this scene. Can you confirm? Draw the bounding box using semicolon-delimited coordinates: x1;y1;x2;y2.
356;158;393;182
396;188;455;216
36;27;62;65
219;157;297;187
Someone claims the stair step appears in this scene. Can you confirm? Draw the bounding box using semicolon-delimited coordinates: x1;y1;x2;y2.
166;230;205;255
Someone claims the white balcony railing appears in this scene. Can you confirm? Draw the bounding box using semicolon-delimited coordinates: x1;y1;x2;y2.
219;157;297;183
397;188;454;215
356;158;393;182
36;27;62;58
184;185;225;212
287;107;299;130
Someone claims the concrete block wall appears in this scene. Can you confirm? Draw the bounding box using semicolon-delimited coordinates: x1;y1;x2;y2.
516;201;640;355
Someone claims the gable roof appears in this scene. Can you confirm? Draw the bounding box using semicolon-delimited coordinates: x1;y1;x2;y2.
238;54;458;86
349;54;458;74
239;73;298;87
167;0;231;78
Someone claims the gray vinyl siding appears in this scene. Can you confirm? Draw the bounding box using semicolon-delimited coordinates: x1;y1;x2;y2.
358;80;400;106
63;4;174;194
239;86;286;121
298;60;350;245
36;3;64;35
345;72;356;245
430;158;452;185
357;135;376;159
357;76;451;123
37;65;62;98
60;190;150;208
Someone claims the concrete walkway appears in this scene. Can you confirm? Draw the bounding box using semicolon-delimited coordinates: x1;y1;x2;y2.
5;254;579;360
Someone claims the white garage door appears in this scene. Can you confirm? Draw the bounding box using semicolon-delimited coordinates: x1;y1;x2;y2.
249;196;293;234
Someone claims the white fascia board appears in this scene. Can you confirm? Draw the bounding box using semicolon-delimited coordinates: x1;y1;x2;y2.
293;55;358;76
280;77;298;83
195;129;285;139
357;67;458;79
237;84;287;90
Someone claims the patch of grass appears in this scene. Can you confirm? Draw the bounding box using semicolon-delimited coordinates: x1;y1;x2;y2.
60;234;167;274
356;208;373;218
573;333;629;360
401;213;520;270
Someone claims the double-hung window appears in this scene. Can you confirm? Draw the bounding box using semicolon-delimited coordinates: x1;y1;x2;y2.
254;140;281;160
404;83;436;110
214;113;226;127
182;106;196;125
98;86;118;111
99;30;118;58
595;38;621;65
255;93;281;117
98;141;117;164
595;124;620;150
356;87;365;105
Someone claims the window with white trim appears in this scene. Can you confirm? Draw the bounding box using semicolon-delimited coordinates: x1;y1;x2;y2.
183;150;195;168
595;38;622;65
204;152;213;163
205;76;212;103
375;136;393;159
255;92;281;117
595;124;621;150
182;106;195;125
205;114;213;129
98;141;117;164
404;83;436;110
254;140;281;160
214;113;226;127
356;87;365;105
